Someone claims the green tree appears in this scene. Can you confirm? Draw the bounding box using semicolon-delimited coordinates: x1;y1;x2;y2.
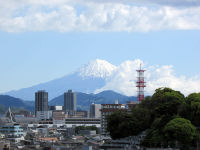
179;93;200;126
141;115;175;147
106;111;135;139
163;117;196;149
186;93;200;104
106;107;152;139
131;107;152;132
151;88;185;117
106;87;198;149
141;128;162;147
140;88;186;147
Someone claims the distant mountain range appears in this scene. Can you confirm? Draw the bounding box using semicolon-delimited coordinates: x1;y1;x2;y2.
0;95;34;113
0;90;137;113
5;59;117;101
49;90;137;110
4;59;196;103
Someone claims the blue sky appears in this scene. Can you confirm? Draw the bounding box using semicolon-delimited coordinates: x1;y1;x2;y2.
0;0;200;93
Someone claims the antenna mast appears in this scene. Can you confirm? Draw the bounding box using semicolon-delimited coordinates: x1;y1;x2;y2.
136;64;146;102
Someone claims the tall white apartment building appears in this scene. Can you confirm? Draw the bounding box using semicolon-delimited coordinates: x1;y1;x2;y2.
90;103;101;118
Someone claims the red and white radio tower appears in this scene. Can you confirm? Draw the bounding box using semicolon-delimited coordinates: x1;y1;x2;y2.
136;64;146;102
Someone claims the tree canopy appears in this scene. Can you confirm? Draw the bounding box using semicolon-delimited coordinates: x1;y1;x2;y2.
163;117;196;149
179;93;200;126
106;87;200;148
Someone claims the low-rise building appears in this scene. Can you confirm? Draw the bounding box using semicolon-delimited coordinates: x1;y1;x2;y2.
49;106;63;111
53;111;66;124
127;101;138;112
0;123;24;142
100;104;126;137
28;118;101;128
36;111;52;120
36;125;49;136
0;140;10;150
65;118;101;128
78;130;96;136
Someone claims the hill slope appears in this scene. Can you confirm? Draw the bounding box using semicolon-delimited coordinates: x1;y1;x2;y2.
49;90;137;110
0;95;34;113
5;59;116;100
0;90;137;113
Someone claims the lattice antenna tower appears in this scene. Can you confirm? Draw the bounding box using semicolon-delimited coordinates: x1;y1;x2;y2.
136;64;146;102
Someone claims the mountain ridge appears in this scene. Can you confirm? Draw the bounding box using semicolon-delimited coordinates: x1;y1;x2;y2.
0;95;34;113
3;59;142;100
5;59;112;100
0;90;137;113
49;90;137;110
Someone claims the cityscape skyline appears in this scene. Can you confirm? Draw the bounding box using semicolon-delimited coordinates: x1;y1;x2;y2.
0;1;199;148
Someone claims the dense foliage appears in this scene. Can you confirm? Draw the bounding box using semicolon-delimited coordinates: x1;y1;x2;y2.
106;87;200;149
163;118;196;149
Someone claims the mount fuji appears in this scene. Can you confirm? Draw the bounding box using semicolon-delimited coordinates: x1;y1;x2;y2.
4;58;200;101
5;59;118;101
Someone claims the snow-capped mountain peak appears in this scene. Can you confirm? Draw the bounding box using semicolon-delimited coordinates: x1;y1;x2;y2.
5;59;200;101
78;59;117;78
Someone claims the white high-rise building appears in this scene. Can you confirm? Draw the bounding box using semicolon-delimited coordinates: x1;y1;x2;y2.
90;103;101;118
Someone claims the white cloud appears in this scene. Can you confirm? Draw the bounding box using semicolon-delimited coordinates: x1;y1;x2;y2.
0;0;200;32
94;59;200;96
88;0;200;7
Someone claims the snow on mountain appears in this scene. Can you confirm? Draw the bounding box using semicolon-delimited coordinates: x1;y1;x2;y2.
5;59;115;100
4;59;200;101
77;59;117;78
94;59;143;96
95;59;200;96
